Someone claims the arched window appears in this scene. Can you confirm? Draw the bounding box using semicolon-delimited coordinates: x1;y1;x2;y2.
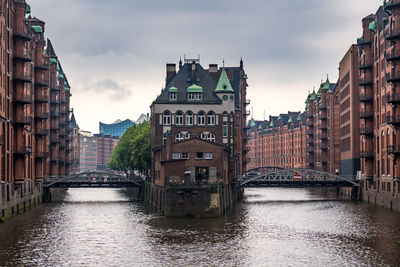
199;132;207;140
176;111;183;125
198;111;205;125
186;111;193;126
163;111;171;125
175;132;184;142
185;132;191;139
207;111;215;126
207;133;216;143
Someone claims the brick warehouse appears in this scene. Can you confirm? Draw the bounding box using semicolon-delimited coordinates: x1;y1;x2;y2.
0;1;72;218
148;58;247;217
248;44;361;178
358;0;400;210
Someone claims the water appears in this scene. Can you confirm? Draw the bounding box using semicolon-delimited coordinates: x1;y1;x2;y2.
1;187;400;266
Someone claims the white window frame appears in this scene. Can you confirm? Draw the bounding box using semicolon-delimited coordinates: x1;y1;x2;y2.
207;112;215;126
163;111;171;125
175;133;184;142
186;111;193;125
204;152;212;159
200;133;207;140
176;111;183;125
198;112;205;125
169;92;177;100
207;133;216;143
172;152;181;159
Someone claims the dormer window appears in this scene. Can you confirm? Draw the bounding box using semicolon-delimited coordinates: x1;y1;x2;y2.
168;86;178;101
187;84;203;101
169;92;177;100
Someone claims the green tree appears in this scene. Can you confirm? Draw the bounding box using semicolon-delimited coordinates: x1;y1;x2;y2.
107;121;150;175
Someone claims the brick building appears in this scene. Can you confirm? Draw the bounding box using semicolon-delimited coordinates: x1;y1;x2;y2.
0;1;71;218
358;1;400;210
247;112;307;170
149;58;247;217
94;133;119;170
79;130;97;171
69;112;79;173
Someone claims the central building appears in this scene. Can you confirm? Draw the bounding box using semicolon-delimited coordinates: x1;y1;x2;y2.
149;58;248;217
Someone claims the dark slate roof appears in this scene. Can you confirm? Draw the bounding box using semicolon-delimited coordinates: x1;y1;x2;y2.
250;111;306;132
70;112;79;129
47;39;57;58
154;63;221;104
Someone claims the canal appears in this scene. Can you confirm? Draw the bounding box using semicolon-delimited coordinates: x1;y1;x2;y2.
1;188;400;266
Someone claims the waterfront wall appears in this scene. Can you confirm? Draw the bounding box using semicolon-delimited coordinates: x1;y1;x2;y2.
145;182;242;218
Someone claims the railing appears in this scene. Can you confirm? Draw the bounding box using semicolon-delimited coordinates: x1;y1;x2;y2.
357;37;371;47
50;156;61;162
35;94;49;102
318;115;327;120
14;94;32;103
13;27;32;40
34;112;49;119
13;50;32;61
13;73;32;83
385;49;400;61
50;110;60;117
360;150;374;158
306;148;314;153
36;151;49;158
319;133;328;139
35;79;49;87
317;145;328;150
386;71;400;83
244;99;250;105
359;61;373;69
14;115;32;124
50;87;60;92
359;78;373;86
386;93;400;103
306;113;313;118
318;104;327;110
306;130;314;136
35;128;49;136
360;93;373;102
360;111;373;119
360;127;373;136
386;28;400;40
14;146;32;154
34;63;50;70
318;125;327;130
387;115;400;125
387;145;400;155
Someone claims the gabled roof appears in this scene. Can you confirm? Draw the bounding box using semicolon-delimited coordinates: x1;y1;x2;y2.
47;39;57;58
215;68;234;92
70;112;79;129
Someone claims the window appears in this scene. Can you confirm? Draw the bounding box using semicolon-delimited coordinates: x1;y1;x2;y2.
185;132;191;139
204;152;212;159
163;133;167;144
198;111;205;125
188;92;202;100
169;92;177;100
175;132;184;142
207;111;215;125
163;111;171;125
176;111;183;125
199;132;207;140
196;152;203;159
182;152;189;159
223;123;228;137
186;111;193;125
207;133;215;142
172;152;180;159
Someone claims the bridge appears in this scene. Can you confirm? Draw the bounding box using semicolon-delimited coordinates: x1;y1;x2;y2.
43;169;143;189
240;167;360;200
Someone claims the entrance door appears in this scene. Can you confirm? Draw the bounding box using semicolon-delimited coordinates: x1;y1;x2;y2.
196;167;209;184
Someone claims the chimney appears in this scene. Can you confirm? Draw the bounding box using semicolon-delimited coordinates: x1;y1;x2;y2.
191;61;196;81
209;64;218;80
166;63;176;84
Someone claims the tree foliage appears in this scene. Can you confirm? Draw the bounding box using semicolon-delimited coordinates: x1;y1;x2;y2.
107;120;150;175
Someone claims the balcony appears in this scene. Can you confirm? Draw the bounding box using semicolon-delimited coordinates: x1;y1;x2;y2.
359;78;373;86
34;63;50;70
14;115;32;125
360;93;373;103
50;122;60;130
61;99;68;104
35;94;49;102
318;125;327;130
50;87;60;92
306;130;314;136
14;145;32;154
35;79;49;87
244;99;250;106
13;28;32;41
360;111;373;120
306;148;314;153
306;122;314;127
13;73;32;84
319;134;328;140
306;113;313;118
35;128;49;136
14;94;32;104
35;152;49;158
359;61;373;70
387;115;400;125
34;112;49;120
13;50;32;62
51;136;60;144
315;161;328;165
318;104;327;110
386;71;400;83
244;110;250;116
360;127;373;136
50;110;60;117
317;145;328;151
386;93;400;104
307;139;314;145
386;28;400;40
306;161;315;166
385;50;400;62
318;115;327;120
50;156;60;162
388;145;400;156
357;37;371;47
360;150;374;159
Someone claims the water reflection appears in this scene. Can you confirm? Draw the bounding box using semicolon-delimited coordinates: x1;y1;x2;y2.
0;188;400;266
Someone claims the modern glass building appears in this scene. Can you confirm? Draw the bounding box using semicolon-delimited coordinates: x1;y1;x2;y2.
99;119;135;137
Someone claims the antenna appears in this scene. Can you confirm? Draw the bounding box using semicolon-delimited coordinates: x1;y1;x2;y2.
223;59;225;68
263;109;266;121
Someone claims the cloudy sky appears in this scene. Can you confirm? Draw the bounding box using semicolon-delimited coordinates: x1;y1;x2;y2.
29;0;380;133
